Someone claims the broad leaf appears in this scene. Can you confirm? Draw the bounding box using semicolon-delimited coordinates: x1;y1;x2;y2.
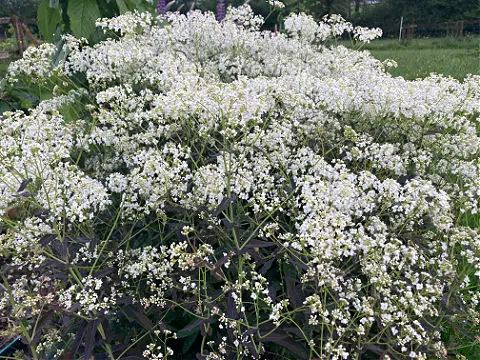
37;0;61;42
67;0;101;40
123;304;153;330
0;102;11;115
116;0;129;13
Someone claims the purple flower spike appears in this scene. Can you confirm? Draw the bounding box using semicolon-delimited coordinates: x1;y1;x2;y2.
157;0;166;15
216;0;226;22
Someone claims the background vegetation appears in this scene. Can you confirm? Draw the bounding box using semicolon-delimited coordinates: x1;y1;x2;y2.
355;37;480;80
0;0;41;18
2;0;480;30
354;0;480;30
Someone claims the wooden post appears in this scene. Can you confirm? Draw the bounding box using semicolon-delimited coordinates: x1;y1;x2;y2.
355;0;361;13
11;15;26;56
21;23;40;46
448;21;455;37
405;24;416;40
407;25;411;40
399;16;403;41
456;20;464;37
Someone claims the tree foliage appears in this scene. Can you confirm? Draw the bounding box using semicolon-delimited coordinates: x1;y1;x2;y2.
300;0;351;19
355;0;480;28
0;0;41;18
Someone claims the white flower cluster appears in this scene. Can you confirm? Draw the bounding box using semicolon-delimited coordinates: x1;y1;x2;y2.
224;5;265;31
143;343;174;360
283;13;381;44
96;10;154;36
284;13;323;42
117;242;214;307
353;25;383;43
1;6;479;359
0;104;109;224
267;0;285;8
6;43;56;83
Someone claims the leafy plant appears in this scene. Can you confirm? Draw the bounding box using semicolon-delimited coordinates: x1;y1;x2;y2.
0;6;479;360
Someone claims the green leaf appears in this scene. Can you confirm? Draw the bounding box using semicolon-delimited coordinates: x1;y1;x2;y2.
116;0;129;13
60;95;86;123
181;331;198;355
20;99;34;110
0;101;11;115
125;0;153;12
37;0;62;42
49;0;59;7
67;0;101;40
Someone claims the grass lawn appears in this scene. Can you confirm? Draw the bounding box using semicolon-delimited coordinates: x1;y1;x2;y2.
356;37;480;80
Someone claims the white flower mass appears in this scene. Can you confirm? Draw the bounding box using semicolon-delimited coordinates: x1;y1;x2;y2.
0;7;479;360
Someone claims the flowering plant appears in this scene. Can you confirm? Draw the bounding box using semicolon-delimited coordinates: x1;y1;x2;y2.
0;7;479;360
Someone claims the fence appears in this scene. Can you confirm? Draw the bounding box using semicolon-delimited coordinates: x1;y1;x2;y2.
382;19;480;39
0;15;39;59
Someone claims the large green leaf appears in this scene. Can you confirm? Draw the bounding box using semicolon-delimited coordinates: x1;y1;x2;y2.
37;0;62;42
116;0;129;13
67;0;101;40
0;101;11;115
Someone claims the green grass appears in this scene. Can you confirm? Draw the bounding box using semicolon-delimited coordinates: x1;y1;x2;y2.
356;37;480;80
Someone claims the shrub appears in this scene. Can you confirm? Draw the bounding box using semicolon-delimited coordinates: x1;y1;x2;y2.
0;6;479;360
